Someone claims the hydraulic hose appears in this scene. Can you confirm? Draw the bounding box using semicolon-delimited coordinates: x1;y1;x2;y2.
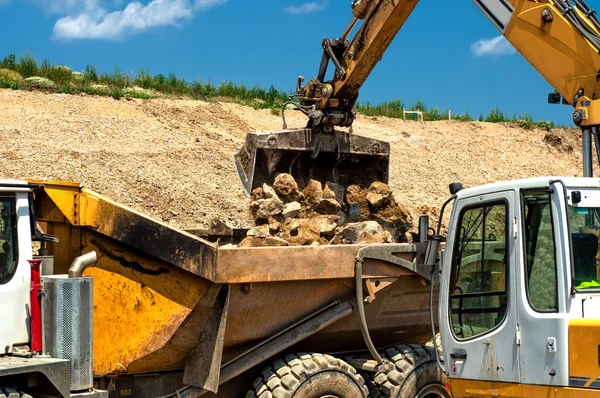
552;0;600;51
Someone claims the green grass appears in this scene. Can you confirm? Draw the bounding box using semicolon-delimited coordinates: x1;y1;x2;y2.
0;51;570;129
356;100;561;129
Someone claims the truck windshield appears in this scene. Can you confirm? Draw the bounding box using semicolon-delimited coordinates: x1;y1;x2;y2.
568;197;600;290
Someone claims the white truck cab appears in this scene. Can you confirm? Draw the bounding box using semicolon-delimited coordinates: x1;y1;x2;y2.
439;177;600;394
0;180;34;353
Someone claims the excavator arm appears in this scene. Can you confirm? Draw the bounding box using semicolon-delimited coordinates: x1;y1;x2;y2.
298;0;600;131
235;0;600;195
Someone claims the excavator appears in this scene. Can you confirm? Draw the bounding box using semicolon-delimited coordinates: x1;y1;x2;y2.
234;0;600;192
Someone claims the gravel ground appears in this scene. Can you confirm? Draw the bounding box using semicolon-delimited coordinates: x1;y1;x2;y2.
0;89;582;232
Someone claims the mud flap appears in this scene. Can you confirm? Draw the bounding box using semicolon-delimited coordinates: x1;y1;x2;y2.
233;128;390;196
183;284;230;393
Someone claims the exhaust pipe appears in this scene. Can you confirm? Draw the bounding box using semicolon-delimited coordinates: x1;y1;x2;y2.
68;251;97;278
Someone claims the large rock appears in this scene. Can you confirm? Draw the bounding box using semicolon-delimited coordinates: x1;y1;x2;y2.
311;215;339;237
316;198;342;215
282;201;301;219
372;196;413;236
239;236;290;247
251;187;265;201
366;181;392;208
330;221;394;244
273;173;302;202
324;181;345;204
280;218;320;246
250;197;284;220
262;184;279;200
345;185;370;220
302;179;323;207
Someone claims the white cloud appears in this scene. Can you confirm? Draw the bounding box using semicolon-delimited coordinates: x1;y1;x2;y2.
471;35;516;57
48;0;226;40
284;1;327;14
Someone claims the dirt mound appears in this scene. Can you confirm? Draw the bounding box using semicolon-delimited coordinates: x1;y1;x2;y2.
0;89;582;232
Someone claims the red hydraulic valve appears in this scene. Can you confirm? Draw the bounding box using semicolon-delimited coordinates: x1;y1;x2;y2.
28;259;43;353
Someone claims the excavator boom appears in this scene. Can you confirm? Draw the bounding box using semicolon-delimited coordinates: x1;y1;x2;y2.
235;0;600;194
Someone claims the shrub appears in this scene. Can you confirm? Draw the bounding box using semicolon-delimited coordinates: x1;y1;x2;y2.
123;86;159;99
101;66;131;89
72;71;85;85
134;68;153;89
18;52;39;78
0;68;22;82
1;54;17;70
24;76;56;89
47;65;72;85
39;60;52;78
485;106;507;123
84;64;98;83
86;84;110;96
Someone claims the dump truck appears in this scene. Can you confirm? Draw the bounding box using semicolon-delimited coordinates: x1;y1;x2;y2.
0;178;439;398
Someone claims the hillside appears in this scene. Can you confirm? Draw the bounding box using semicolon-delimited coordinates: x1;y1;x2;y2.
0;89;582;233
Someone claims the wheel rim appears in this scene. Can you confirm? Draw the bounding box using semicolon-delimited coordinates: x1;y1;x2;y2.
415;383;450;398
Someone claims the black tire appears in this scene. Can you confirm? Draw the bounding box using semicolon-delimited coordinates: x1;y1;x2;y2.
370;345;449;398
0;387;33;398
246;352;368;398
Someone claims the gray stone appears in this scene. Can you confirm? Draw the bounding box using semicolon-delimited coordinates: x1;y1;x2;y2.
282;201;301;219
336;211;347;226
246;224;271;238
325;181;345;204
262;184;279;200
250;197;284;220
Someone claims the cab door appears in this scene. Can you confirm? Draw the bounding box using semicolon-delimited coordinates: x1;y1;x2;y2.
0;192;32;351
439;189;520;384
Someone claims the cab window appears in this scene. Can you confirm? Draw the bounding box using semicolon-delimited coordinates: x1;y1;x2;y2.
522;190;558;311
450;202;508;339
0;197;18;284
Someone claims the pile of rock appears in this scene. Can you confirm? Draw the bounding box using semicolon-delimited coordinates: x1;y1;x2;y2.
238;173;413;247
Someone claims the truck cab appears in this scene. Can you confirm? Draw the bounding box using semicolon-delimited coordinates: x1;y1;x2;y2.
0;180;34;354
439;177;600;395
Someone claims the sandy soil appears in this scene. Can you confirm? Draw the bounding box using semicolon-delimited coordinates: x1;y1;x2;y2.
0;89;582;232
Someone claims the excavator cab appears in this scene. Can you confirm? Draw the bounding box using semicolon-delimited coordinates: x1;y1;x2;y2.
233;127;390;196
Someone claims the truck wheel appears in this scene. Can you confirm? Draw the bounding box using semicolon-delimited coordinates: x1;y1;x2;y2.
371;345;449;398
246;352;368;398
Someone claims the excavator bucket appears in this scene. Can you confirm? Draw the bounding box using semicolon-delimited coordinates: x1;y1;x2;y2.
234;128;390;196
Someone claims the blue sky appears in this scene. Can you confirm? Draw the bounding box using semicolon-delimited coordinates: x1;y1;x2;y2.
0;0;584;125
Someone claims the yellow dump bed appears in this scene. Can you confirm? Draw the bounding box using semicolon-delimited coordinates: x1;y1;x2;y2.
29;180;435;381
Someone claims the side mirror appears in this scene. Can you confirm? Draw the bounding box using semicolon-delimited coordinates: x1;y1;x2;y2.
418;215;429;243
424;237;441;269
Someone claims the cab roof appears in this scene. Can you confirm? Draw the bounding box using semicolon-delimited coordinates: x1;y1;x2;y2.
456;176;600;199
